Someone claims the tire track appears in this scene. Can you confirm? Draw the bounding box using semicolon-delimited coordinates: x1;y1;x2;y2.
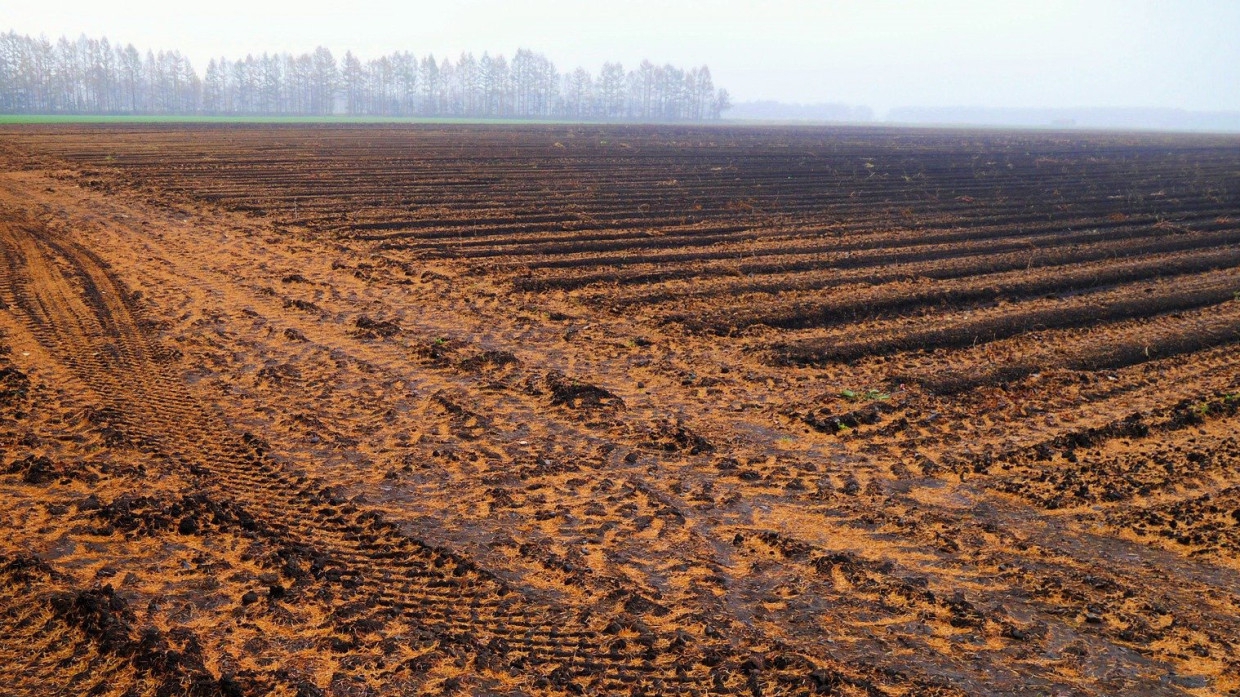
0;213;901;695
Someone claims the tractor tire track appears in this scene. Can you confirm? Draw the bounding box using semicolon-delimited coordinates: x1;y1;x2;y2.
0;213;897;695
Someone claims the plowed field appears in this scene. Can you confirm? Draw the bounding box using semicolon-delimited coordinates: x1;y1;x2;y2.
0;124;1238;696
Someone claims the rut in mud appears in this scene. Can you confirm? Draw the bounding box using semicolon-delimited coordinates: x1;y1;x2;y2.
0;212;890;694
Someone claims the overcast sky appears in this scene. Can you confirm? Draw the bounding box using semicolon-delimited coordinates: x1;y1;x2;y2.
8;0;1240;114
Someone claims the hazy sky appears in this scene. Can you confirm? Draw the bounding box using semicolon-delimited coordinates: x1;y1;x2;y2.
8;0;1240;113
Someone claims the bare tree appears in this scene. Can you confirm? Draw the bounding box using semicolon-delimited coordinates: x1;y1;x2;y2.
599;62;626;119
564;67;592;119
342;51;363;115
261;54;282;114
454;52;478;117
419;53;439;115
311;47;337;115
711;88;732;119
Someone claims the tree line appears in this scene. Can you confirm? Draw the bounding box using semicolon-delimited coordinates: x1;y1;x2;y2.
0;32;732;120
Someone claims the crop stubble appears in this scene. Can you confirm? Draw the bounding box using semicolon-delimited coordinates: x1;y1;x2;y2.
0;124;1238;695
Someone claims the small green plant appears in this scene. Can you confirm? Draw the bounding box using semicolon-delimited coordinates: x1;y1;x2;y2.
433;337;446;346
1191;401;1211;416
840;388;890;402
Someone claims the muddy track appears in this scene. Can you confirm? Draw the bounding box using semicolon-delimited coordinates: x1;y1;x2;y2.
0;213;890;695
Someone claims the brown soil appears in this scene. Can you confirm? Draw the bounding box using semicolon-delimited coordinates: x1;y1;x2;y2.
0;124;1238;695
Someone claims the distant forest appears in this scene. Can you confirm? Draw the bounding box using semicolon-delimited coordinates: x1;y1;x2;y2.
0;32;731;120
